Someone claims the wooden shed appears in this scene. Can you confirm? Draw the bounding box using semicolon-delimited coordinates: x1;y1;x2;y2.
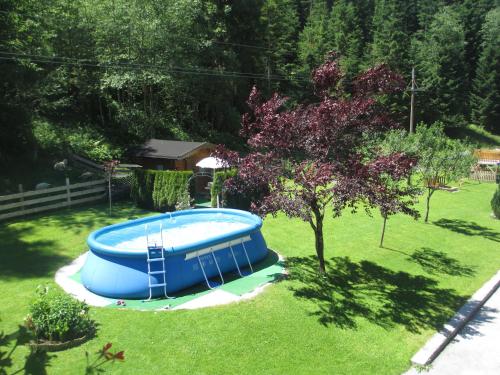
134;139;215;171
134;139;216;199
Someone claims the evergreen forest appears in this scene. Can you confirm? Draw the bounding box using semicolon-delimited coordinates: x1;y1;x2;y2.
1;0;499;164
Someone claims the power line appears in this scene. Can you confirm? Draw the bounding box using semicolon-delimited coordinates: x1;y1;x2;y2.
0;51;309;83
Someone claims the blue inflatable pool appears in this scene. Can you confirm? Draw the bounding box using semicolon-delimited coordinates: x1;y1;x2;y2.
81;208;268;299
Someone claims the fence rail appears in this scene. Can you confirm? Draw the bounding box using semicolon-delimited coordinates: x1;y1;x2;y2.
0;178;107;221
470;170;497;182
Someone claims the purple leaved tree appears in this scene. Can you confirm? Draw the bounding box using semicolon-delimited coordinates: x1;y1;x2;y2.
216;54;417;273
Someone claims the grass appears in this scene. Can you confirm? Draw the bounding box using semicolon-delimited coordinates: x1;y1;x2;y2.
0;181;499;374
448;124;500;148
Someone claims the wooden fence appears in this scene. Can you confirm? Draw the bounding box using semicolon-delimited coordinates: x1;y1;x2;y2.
0;178;107;221
470;169;497;182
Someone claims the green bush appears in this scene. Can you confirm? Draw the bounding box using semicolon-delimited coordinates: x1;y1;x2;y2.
211;169;237;207
492;187;500;218
131;170;193;211
131;169;157;209
25;287;96;342
210;169;260;210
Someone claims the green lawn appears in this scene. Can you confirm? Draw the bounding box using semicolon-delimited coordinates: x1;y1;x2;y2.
1;181;499;374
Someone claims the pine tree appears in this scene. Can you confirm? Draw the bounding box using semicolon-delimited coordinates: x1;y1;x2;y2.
297;0;330;74
415;0;444;32
327;0;363;82
260;0;301;91
370;0;411;73
458;0;497;105
471;7;500;133
414;6;467;127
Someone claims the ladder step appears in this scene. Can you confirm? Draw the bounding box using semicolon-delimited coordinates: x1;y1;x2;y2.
149;271;165;275
150;283;166;288
147;258;165;262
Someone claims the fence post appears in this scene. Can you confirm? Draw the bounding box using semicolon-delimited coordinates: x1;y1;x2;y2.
18;184;24;214
65;177;71;207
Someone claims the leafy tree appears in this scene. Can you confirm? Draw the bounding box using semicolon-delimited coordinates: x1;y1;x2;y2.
414;7;467;127
411;123;475;223
376;130;422;247
217;55;415;272
471;7;500;133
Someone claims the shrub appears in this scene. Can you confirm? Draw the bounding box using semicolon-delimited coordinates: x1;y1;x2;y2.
152;170;192;211
210;169;263;210
175;189;192;211
211;169;237;207
131;170;192;211
25;287;96;342
131;169;156;209
492;187;500;218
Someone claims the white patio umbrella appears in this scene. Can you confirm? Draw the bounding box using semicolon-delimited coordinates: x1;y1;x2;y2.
196;156;228;169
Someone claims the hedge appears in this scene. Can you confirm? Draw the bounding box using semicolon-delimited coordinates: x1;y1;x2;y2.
131;169;193;211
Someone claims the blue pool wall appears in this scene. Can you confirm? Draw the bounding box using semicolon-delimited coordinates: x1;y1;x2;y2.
81;209;268;299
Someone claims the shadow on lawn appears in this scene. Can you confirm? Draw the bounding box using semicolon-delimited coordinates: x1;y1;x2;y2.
380;247;475;277
0;225;71;280
286;256;466;332
434;218;500;243
29;202;149;236
408;247;476;277
0;324;55;375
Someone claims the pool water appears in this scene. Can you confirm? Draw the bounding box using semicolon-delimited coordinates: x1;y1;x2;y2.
96;212;254;252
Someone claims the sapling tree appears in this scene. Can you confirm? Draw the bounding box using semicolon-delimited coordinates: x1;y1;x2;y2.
412;122;475;222
217;54;417;273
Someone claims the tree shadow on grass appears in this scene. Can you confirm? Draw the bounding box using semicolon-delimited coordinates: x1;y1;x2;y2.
434;218;500;243
0;325;55;375
0;225;71;280
23;202;150;236
408;247;476;277
286;256;466;332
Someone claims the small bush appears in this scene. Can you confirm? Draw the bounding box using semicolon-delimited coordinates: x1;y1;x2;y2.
211;169;237;207
175;189;192;211
492;187;500;218
210;169;265;210
25;287;96;342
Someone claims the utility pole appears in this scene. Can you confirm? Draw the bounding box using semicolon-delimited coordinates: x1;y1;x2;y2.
409;67;416;133
407;67;425;133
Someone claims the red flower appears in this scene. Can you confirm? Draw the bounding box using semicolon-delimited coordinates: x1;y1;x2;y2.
114;351;125;361
103;342;112;352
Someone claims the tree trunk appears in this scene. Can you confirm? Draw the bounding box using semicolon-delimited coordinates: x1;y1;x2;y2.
311;207;326;273
98;96;105;127
379;214;387;248
425;188;433;223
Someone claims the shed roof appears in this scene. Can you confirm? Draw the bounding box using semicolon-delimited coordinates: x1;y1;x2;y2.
135;139;214;160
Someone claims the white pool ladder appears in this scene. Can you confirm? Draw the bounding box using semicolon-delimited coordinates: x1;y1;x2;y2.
229;242;254;277
145;222;171;300
197;251;225;289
